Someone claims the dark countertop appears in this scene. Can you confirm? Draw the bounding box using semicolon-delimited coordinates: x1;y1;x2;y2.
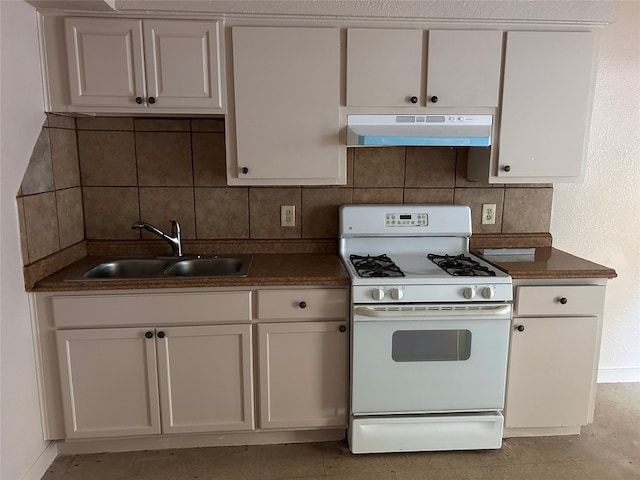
474;247;617;280
32;253;351;292
29;240;616;292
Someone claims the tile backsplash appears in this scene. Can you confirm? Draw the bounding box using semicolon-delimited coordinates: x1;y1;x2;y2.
17;115;83;265
17;114;552;265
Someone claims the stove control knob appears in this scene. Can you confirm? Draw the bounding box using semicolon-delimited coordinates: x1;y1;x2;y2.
372;288;385;301
391;288;404;300
482;287;495;299
463;287;476;299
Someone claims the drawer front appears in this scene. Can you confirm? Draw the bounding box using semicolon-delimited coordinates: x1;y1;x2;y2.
515;285;606;316
53;291;252;328
257;288;348;321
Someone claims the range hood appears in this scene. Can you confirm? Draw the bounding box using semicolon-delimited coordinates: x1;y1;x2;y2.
346;114;493;147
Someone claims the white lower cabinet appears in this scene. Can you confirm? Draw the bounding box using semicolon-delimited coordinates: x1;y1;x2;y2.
156;325;253;434
56;324;253;439
50;287;349;442
257;322;348;429
505;315;598;428
504;281;607;434
256;288;349;430
56;327;161;439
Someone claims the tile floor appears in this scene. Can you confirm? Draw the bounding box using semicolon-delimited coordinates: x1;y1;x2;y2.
41;383;639;480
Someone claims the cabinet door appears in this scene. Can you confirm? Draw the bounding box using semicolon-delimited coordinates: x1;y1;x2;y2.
230;27;344;184
143;20;224;111
56;328;160;439
346;29;423;107
65;17;145;108
257;322;348;429
426;30;503;107
156;325;253;434
505;316;598;428
497;31;596;180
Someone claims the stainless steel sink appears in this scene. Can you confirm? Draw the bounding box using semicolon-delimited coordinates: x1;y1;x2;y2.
81;258;171;279
68;255;252;281
164;256;252;277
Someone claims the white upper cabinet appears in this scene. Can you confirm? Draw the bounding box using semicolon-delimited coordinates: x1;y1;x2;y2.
228;26;344;185
346;29;424;107
426;30;503;107
496;31;596;181
142;20;223;110
65;18;145;108
346;28;502;108
63;17;224;113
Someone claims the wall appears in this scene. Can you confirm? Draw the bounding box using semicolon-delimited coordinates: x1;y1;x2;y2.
551;1;640;382
0;2;57;480
17;115;553;258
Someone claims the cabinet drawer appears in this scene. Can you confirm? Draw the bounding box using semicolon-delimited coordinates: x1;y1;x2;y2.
515;286;605;316
53;291;252;328
257;289;348;321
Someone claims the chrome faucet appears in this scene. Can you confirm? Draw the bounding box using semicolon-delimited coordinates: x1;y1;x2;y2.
132;220;183;257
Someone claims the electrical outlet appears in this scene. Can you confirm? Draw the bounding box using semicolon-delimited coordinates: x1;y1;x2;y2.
482;204;497;225
280;205;295;227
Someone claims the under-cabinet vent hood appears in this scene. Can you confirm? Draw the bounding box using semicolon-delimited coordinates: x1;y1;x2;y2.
346;114;493;147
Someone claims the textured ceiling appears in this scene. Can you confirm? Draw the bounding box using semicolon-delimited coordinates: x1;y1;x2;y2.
27;0;615;23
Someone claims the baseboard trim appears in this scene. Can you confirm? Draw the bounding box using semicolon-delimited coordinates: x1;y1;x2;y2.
503;425;581;438
22;441;58;480
57;428;346;455
597;367;640;383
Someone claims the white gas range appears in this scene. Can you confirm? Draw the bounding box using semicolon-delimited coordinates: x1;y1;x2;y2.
339;204;513;454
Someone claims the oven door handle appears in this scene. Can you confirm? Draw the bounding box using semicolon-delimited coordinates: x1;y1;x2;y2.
354;305;511;318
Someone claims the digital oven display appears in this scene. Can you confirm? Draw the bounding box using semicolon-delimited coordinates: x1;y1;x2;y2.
384;213;428;227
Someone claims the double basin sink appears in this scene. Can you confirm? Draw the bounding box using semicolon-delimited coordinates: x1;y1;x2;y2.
68;255;252;280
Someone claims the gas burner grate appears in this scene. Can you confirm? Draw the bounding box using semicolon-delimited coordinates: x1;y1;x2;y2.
350;254;405;278
427;253;497;277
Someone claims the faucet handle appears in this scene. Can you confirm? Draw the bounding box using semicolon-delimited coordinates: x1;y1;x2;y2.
170;220;181;236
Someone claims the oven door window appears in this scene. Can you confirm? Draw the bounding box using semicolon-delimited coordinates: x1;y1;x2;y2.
392;330;471;362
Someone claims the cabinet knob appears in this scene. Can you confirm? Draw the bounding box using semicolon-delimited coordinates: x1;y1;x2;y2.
516;324;525;332
339;325;347;333
559;297;568;305
241;167;249;174
148;96;156;104
157;331;165;338
430;95;439;103
135;97;143;104
298;301;307;309
145;331;153;339
503;165;511;172
410;96;418;104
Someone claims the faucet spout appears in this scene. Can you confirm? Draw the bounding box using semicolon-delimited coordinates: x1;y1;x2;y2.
132;220;183;257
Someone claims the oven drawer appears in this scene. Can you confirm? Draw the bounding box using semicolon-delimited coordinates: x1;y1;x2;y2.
257;288;348;321
515;286;606;316
350;412;504;454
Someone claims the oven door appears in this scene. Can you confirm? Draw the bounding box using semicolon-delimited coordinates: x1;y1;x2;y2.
351;304;511;415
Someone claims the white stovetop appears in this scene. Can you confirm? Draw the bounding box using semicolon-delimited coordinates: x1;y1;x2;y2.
341;251;512;286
